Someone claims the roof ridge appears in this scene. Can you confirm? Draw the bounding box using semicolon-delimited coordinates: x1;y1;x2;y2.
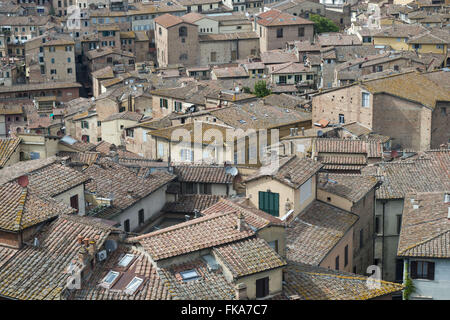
129;211;236;241
13;187;27;231
398;229;450;256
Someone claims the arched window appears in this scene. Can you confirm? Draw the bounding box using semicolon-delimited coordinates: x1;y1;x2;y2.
179;26;187;37
179;53;188;61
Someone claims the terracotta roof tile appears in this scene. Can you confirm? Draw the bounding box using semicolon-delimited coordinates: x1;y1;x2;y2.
162;194;223;214
318;173;378;203
0;137;21;168
214;238;286;278
174;165;234;184
286;201;358;265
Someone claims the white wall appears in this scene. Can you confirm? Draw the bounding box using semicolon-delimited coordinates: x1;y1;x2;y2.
409;259;450;300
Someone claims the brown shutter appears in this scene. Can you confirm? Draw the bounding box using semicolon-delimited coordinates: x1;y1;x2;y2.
410;261;418;279
427;262;435;280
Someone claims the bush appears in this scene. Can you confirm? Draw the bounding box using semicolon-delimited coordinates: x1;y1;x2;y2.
254;80;271;98
309;14;340;34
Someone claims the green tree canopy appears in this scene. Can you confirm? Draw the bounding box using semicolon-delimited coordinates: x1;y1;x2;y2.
253;80;271;98
309;14;340;34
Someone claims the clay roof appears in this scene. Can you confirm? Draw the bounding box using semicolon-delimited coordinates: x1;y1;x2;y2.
245;155;323;189
286;201;358;265
162;194;223;214
282;262;404;300
0;215;116;300
214;238;286;278
0;181;74;232
317;173;378;203
128;211;255;261
84;159;176;218
362;71;450;109
398;192;450;258
69;245;170;300
173;165;234;184
102;111;143;122
261;50;298;65
0;137;21;168
155;13;196;28
269;62;310;74
256;9;314;27
371;150;450;200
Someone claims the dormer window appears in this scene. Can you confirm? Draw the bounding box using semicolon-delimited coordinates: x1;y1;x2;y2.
101;270;120;288
118;254;134;267
125;276;143;294
179;26;187;37
180;269;200;282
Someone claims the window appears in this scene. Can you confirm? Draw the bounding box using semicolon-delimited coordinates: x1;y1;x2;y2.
255;277;269;298
362;92;370;107
278;75;287;84
102;270;120;287
258;191;279;217
174;101;182;112
70;195;79;213
126;129;134;137
396;215;402;235
138;209;145;226
375;216;380;234
179;26;187;37
339;114;345;124
51;58;55;64
300;177;312;204
335;255;339;270
377;65;383;72
82;135;90;143
269;240;278;253
413;44;421;50
344;245;348;267
411;261;435;280
180;148;193;162
67;68;73;74
276;28;283;38
185;182;195;194
118;254;134;267
359;229;363;248
125;277;143;294
179;53;188;61
210;51;216;62
49;46;55;52
436;44;444;49
298;27;304;37
50;69;57;75
97;121;101;127
158;142;164;158
180;269;200;282
81;120;89;129
394;65;399;71
160;98;168;109
124;219;130;232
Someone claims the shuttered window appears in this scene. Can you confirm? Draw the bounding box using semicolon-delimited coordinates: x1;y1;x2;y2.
258;191;279;217
411;261;435;280
256;277;269;298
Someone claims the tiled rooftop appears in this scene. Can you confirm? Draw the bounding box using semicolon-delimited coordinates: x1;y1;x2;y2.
318;173;378;203
245;155;323;189
173;165;234;184
0;215;115;300
162;194;223;214
281;262;404;300
0;137;21;168
286;201;358;265
398;192;450;258
214;238;286;278
129;211;255;261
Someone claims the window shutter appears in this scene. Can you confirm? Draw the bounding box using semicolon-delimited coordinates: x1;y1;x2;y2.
427;262;435;280
410;261;418;279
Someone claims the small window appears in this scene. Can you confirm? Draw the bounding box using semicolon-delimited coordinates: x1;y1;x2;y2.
339;114;345;124
256;277;269;298
118;254;135;267
102;270;120;287
276;28;283;38
125;276;143;294
362;92;370;107
335;255;339;270
124;219;130;232
180;269;200;282
396;215;402;235
344;245;348;267
268;240;278;253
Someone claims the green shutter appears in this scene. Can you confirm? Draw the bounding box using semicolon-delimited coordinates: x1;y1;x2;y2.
258;191;279;217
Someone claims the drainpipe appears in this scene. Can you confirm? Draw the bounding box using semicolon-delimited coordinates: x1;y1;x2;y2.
381;199;386;280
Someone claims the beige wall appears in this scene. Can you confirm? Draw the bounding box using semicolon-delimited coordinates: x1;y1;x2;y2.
101;119;138;146
53;183;86;216
18;134;59;160
198;38;259;65
246;175;316;219
320;226;354;273
125;126;155;158
312;85;373;128
258;24;314;52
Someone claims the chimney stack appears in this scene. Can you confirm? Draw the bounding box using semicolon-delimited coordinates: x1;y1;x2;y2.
237;212;245;231
88;240;96;257
17;175;29;188
83;238;90;247
235;283;247;300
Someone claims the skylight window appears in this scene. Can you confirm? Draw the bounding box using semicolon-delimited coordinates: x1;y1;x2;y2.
118;254;134;267
125;276;144;295
102;270;120;287
238;120;247;124
180;269;200;282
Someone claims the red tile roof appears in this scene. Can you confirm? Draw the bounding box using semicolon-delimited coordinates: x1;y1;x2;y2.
257;9;314;27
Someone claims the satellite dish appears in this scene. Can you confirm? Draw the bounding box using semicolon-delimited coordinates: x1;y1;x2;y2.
104;239;117;253
225;166;238;176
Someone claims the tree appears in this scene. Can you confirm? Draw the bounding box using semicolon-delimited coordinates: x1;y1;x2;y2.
254;80;271;98
242;86;252;94
309;14;340;34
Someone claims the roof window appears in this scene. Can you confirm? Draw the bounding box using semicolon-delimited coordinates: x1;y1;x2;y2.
180;269;200;282
125;276;144;294
118;254;134;267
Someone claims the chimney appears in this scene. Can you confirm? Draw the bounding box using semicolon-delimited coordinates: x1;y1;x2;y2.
235;283;247;300
17;175;29;187
83;238;90;247
78;245;89;266
88;240;96;257
237;212;245;231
